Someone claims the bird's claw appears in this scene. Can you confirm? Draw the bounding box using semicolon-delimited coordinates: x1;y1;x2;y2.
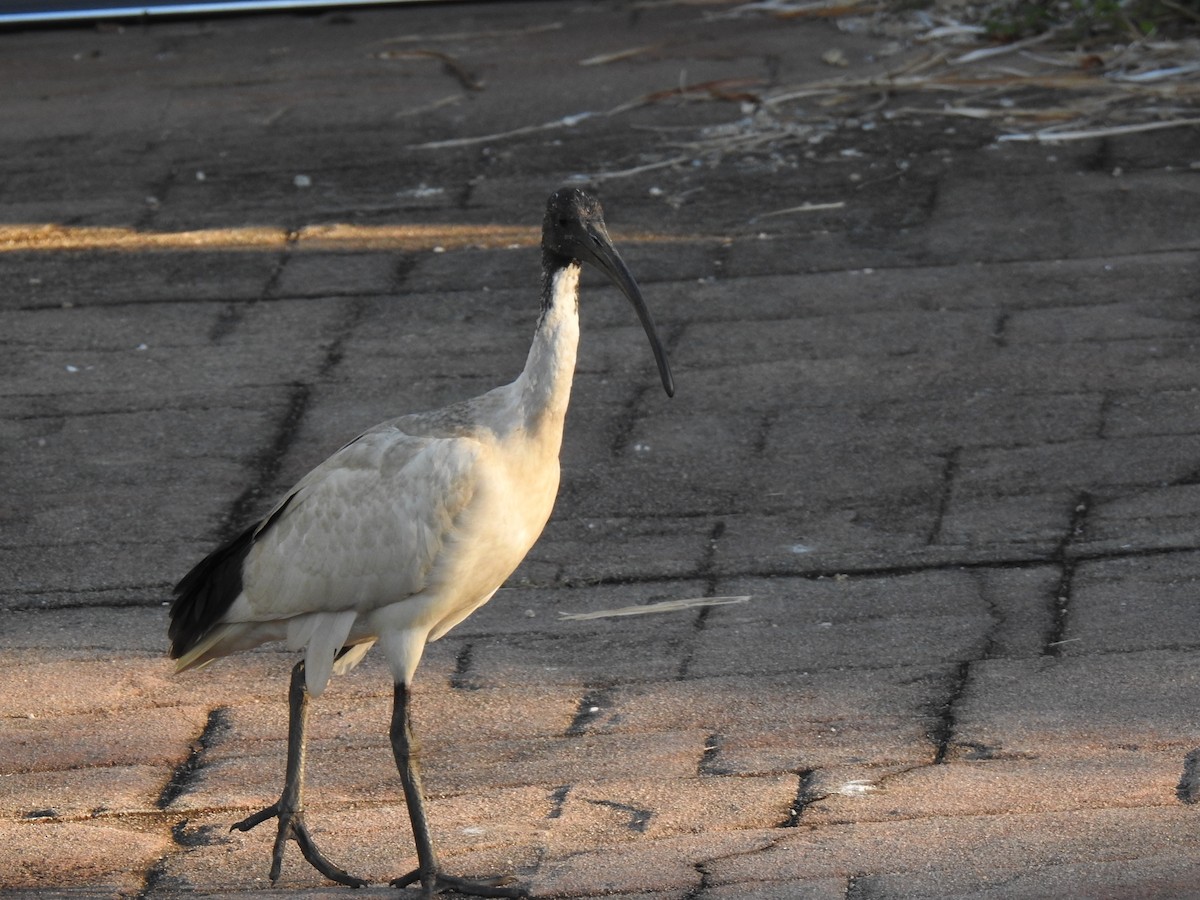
390;868;529;898
231;802;368;888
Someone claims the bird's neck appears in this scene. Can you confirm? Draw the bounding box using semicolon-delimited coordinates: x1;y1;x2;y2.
514;262;581;436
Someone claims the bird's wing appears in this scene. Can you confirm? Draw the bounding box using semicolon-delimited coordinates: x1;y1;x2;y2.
236;423;484;623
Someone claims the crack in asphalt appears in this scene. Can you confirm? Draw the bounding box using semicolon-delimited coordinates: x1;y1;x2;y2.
155;706;232;809
1044;491;1091;656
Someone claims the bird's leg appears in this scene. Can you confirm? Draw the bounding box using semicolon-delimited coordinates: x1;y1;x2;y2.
388;682;528;899
231;660;367;888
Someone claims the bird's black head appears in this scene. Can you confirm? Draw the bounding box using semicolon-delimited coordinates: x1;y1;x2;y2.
542;187;610;269
541;187;674;397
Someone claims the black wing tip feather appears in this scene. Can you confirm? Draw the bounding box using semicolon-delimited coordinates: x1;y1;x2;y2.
168;522;256;659
169;494;297;659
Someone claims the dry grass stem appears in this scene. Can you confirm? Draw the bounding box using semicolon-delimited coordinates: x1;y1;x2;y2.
998;116;1200;142
558;596;750;621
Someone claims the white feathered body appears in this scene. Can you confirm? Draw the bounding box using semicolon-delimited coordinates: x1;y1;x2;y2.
175;266;582;695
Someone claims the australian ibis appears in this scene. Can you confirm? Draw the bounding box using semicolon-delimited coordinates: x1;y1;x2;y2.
168;188;674;897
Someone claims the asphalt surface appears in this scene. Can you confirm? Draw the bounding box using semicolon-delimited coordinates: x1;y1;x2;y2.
2;1;1200;897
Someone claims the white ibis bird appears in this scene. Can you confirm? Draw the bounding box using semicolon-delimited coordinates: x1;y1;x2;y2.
168;188;674;898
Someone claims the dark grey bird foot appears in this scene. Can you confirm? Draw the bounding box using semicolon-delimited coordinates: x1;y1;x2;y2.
390;868;529;898
231;802;368;888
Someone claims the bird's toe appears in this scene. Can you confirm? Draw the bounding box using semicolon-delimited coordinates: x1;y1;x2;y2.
230;802;367;888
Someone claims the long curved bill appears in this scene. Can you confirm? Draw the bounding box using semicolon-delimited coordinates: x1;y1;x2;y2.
582;225;675;398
